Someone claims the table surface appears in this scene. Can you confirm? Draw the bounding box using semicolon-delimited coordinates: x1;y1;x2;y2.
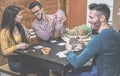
15;38;73;76
16;38;68;64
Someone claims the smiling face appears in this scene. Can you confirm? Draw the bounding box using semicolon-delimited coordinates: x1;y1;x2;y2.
15;11;23;23
88;10;102;33
31;5;43;20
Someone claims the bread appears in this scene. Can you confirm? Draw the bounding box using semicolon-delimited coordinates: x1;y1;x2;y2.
41;47;51;55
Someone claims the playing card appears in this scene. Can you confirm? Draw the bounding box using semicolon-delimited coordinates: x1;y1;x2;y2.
50;40;57;43
33;46;44;49
57;42;65;46
56;50;68;58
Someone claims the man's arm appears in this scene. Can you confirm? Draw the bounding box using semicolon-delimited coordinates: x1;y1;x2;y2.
67;37;100;69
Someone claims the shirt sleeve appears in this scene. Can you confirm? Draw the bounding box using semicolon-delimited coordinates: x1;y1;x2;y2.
55;22;65;36
67;37;100;69
0;31;17;56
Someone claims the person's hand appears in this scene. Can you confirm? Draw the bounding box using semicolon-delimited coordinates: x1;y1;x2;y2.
50;14;57;27
75;36;84;43
60;16;67;25
16;43;29;49
74;44;83;51
65;41;73;52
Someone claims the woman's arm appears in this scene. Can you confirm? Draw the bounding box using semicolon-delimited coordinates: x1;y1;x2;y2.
0;29;29;56
0;31;17;56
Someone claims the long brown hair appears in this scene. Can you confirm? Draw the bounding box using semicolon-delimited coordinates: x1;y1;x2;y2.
1;5;28;44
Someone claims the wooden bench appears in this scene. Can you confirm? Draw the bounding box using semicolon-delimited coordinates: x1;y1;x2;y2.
0;46;19;76
0;63;20;76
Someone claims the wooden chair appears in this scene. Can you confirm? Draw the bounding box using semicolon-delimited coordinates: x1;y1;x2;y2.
27;29;39;45
0;46;20;76
0;63;20;76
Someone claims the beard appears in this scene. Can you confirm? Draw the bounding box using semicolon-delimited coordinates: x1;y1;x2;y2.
91;20;101;34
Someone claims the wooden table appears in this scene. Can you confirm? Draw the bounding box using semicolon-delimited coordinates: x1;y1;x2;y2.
15;38;73;76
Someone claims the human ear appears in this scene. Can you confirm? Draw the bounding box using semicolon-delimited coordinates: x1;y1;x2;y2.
100;15;106;22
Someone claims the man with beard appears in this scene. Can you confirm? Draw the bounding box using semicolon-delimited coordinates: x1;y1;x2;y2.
65;3;120;76
29;1;67;41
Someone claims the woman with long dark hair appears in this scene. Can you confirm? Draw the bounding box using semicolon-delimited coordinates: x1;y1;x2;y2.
0;5;49;76
0;5;29;72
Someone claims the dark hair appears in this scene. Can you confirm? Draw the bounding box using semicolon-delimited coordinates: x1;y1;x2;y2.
29;1;42;9
1;5;28;44
89;3;110;22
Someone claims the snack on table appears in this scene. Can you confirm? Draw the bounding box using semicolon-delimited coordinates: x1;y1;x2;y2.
65;24;92;37
62;24;92;42
41;47;51;55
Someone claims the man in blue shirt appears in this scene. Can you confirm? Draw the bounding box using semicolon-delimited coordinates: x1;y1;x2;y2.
66;3;120;76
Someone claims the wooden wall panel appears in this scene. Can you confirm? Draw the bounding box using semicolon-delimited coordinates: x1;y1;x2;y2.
0;8;2;24
66;0;87;29
113;0;120;31
41;0;59;14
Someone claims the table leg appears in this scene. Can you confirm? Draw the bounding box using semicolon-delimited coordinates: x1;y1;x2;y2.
18;55;28;76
